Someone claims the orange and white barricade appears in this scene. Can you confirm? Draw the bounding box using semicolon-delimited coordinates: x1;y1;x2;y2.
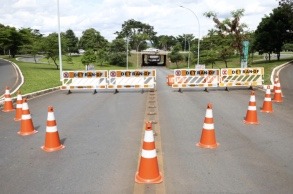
220;68;264;88
61;70;108;91
108;69;156;90
172;69;220;89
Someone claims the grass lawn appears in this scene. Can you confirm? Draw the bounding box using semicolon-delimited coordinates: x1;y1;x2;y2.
1;53;292;95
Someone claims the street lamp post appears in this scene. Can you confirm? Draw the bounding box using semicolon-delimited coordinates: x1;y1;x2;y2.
180;5;200;67
188;41;190;68
57;0;63;81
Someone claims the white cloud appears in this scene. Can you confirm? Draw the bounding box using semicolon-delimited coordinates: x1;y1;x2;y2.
0;0;279;41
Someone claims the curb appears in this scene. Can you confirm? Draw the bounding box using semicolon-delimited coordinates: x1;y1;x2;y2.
0;87;60;109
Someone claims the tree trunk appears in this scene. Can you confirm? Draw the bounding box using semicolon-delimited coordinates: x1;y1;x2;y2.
51;57;59;70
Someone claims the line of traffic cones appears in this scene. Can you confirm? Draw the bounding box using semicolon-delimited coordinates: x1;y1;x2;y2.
135;121;163;184
2;87;64;152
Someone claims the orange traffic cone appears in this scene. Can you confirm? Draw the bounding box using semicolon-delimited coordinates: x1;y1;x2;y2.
244;91;259;124
196;103;219;149
261;86;273;113
135;122;163;184
273;79;283;102
41;106;65;152
14;91;23;121
2;86;15;112
272;77;279;94
18;98;38;136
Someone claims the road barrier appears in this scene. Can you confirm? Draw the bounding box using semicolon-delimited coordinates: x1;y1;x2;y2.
172;69;220;88
170;68;264;90
219;67;264;87
108;69;156;89
61;70;108;91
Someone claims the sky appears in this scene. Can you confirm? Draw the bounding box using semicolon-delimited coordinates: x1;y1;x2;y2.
0;0;280;41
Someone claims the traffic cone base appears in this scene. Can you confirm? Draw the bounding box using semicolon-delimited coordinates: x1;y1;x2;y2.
135;172;163;184
17;130;38;136
196;129;219;148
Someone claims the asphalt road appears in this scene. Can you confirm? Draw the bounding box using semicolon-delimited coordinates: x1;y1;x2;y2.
0;59;18;96
0;90;147;193
156;64;293;193
0;63;293;193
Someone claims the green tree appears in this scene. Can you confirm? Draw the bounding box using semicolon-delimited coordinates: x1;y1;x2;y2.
176;34;195;51
79;28;108;50
254;5;292;60
154;35;177;50
205;9;248;64
108;38;127;67
65;29;78;54
115;19;157;50
81;49;96;70
19;29;44;63
168;43;183;68
43;33;67;69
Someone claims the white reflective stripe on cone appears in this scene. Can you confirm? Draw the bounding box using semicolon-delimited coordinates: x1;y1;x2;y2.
205;109;213;118
203;123;214;130
141;149;157;159
5;90;9;94
46;126;58;133
16;104;22;108
144;131;154;142
22;103;29;110
250;96;256;102
47;112;55;121
4;98;12;101
275;90;281;93
264;97;271;101
22;114;31;120
248;106;257;111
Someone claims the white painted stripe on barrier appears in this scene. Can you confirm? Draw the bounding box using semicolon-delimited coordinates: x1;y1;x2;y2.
141;149;157;158
47;112;55;121
144;131;154;142
46;126;57;133
248;106;257;111
22;114;31;120
203;123;214;130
